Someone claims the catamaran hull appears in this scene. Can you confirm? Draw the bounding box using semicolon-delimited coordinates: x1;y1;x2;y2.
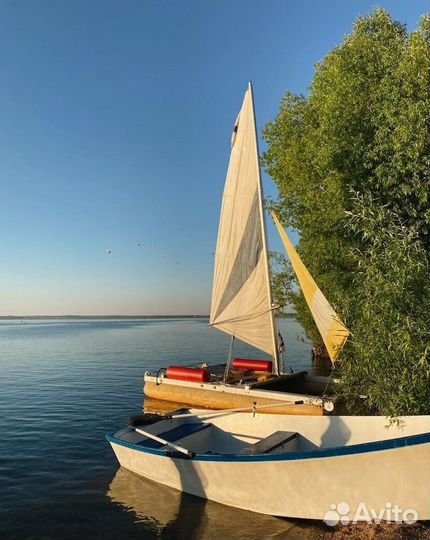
108;433;430;521
144;380;324;415
143;373;335;414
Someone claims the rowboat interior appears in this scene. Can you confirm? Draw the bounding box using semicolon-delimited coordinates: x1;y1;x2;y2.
108;409;428;459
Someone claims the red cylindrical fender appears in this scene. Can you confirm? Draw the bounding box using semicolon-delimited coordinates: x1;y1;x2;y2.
232;358;273;372
166;366;210;383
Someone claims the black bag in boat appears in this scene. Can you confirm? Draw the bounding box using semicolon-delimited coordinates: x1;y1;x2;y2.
127;413;165;427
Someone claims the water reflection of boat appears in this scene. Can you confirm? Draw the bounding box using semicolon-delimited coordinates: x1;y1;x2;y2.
107;467;324;540
108;467;181;530
144;397;189;416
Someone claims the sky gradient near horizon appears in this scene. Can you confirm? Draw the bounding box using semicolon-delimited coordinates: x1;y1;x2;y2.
0;1;426;315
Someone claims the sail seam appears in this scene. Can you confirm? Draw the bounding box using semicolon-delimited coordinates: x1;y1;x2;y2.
209;306;277;327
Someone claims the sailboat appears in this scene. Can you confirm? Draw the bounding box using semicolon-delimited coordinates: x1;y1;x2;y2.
143;83;348;415
107;84;430;521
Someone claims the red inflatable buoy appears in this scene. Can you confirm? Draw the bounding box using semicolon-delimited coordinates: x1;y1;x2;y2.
232;358;273;373
166;366;210;383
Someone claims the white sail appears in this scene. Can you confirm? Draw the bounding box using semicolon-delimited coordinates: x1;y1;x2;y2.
210;84;278;365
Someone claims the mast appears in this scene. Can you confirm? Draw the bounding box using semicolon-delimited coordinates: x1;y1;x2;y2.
248;81;280;374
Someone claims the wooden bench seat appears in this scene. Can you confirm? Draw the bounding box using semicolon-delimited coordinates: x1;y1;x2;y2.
240;431;298;455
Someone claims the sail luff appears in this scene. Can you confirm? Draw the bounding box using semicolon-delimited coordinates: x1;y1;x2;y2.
248;81;280;373
271;211;350;363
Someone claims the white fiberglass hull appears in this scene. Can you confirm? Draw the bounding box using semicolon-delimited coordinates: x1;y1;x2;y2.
107;413;430;521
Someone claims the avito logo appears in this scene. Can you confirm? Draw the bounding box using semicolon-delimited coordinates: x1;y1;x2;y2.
323;502;418;525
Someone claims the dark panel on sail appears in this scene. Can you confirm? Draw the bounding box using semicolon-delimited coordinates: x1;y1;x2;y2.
214;190;263;321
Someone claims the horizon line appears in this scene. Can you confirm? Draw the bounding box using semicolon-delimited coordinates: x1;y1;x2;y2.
0;313;296;319
0;314;210;319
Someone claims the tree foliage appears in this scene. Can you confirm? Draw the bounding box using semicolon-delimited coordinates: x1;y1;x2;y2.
263;10;429;415
269;251;294;315
339;193;430;416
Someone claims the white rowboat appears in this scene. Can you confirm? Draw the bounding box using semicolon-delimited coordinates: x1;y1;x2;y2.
107;409;430;520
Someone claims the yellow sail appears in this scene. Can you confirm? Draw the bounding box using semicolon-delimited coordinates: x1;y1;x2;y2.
271;211;349;363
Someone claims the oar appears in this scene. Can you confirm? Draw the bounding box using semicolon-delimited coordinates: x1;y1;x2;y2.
134;427;196;458
167;400;310;420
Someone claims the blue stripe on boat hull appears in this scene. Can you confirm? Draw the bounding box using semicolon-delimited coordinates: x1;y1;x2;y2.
106;431;430;462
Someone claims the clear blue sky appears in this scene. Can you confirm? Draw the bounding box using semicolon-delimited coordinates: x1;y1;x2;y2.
0;1;426;315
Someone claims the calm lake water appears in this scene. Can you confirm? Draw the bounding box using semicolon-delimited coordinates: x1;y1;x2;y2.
0;317;328;540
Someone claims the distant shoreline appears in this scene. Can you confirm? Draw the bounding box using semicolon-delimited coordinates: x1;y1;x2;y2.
0;315;210;320
0;313;296;320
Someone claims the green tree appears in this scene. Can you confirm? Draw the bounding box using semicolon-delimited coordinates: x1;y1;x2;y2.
263;10;429;414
